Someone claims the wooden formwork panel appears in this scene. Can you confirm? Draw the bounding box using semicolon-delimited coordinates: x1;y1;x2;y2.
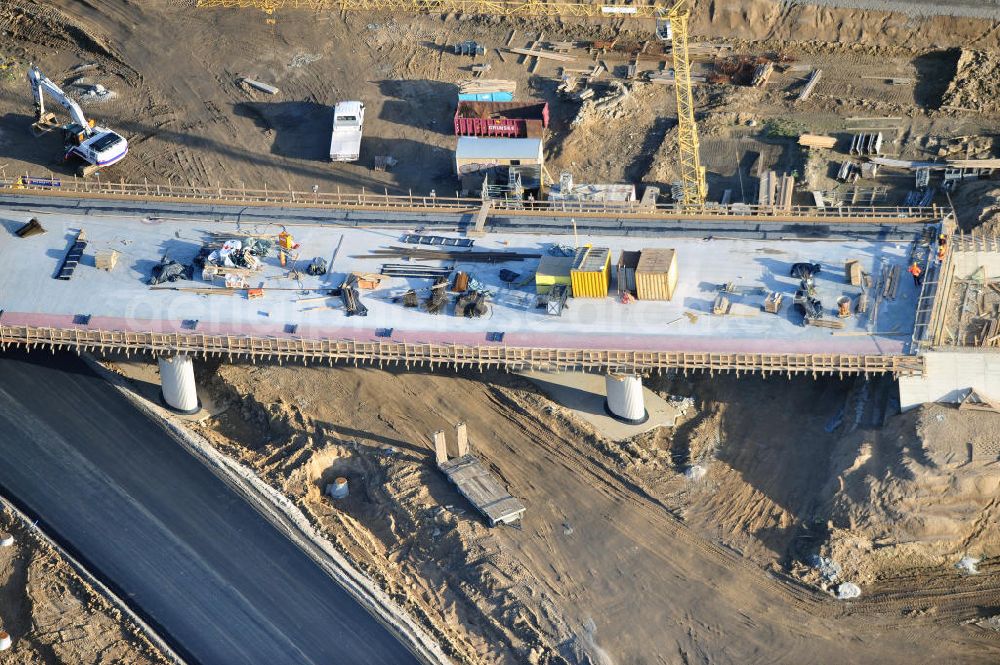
0;324;925;377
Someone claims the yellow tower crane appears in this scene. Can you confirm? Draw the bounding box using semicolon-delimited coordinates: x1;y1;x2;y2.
196;0;707;205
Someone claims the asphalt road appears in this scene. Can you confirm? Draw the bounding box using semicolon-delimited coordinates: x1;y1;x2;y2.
0;351;421;665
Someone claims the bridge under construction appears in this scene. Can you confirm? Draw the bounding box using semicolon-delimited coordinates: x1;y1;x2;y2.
0;181;992;419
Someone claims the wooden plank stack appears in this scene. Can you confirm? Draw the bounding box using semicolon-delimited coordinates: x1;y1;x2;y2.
798;134;837;150
459;79;516;96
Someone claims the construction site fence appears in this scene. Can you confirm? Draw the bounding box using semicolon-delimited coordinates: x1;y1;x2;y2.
0;325;926;377
0;175;945;223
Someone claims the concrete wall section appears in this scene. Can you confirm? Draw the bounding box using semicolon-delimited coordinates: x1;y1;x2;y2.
950;252;1000;279
898;350;1000;410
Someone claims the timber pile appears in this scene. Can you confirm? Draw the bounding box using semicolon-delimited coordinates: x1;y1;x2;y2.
799;134;837;149
763;291;783;314
881;264;901;300
976;317;1000;347
807;318;845;329
758;171;794;210
459;79;516;95
505;47;574;63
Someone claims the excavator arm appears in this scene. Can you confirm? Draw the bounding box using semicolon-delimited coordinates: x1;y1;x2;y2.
28;65;91;132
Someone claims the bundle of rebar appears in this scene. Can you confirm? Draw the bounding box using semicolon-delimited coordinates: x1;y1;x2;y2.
358;246;541;263
425;277;450;314
341;274;368;317
381;264;452;279
454;292;488;318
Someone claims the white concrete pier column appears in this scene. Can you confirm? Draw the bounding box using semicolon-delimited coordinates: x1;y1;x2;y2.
604;374;649;425
158;354;200;414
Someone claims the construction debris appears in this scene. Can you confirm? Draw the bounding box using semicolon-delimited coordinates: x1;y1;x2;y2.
425;276;450;314
372;155;397;172
798;134;837;150
352;272;384;289
242;78;279;95
14;218;45;238
763;291;783;314
340;274;368;317
95;249;119;272
758;171;794;209
505;47;575;63
433;424;525;527
750;62;774;88
148;257;190;285
849;132;884;156
797;69;822;101
455;291;489;317
307;257;328;276
454;40;485;56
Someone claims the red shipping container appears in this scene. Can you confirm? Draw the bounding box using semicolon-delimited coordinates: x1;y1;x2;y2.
453;101;549;138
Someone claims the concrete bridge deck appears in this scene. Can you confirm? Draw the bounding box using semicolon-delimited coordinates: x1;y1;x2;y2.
0;200;929;376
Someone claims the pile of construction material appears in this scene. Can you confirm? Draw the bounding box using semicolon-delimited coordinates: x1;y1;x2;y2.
797;69;821;101
798;134;836;150
758;171;795;209
849;132;883;156
458;79;515;102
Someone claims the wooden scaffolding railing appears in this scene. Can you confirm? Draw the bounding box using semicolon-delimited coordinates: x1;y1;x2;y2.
0;324;925;377
1;175;946;224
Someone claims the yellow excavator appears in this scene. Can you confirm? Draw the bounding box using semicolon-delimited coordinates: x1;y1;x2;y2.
196;0;707;205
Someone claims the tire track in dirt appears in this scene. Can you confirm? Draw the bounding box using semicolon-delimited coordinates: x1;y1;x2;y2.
482;380;1000;639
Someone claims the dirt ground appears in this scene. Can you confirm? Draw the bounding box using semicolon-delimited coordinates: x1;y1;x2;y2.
5;0;1000;660
0;0;997;213
0;505;170;665
138;358;1000;665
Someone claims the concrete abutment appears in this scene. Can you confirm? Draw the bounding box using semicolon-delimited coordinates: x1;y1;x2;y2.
898;351;1000;411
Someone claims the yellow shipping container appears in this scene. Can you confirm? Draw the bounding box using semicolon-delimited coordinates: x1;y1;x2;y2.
535;255;574;294
635;248;677;301
570;246;611;298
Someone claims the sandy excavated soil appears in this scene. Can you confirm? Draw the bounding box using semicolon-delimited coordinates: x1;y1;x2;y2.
943;49;1000;114
0;505;170;665
0;0;997;210
171;359;1000;664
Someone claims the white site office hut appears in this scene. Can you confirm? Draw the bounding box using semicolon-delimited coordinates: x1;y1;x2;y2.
454;136;544;176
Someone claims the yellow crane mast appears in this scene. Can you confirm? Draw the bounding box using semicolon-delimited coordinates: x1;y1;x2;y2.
196;0;707;204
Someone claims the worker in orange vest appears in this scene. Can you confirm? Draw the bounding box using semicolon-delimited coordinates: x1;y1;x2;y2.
937;245;946;262
908;261;923;286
